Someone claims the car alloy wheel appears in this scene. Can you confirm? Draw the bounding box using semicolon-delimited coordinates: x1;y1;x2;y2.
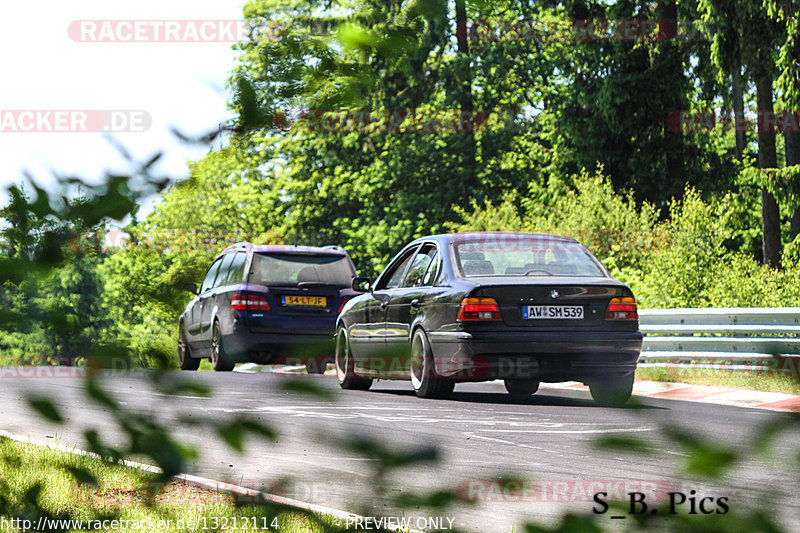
334;327;372;390
410;329;453;399
178;330;200;371
210;322;234;371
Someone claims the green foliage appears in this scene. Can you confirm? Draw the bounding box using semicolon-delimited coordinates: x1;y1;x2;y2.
451;170;800;308
2;1;800;530
526;169;660;272
740;164;800;217
0;437;364;533
0;192;160;367
96;247;202;368
634;188;728;307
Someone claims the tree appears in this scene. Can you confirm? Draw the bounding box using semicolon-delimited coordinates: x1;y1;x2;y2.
766;0;800;240
700;0;786;267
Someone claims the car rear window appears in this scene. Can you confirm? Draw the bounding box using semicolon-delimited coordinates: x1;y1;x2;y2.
248;253;354;286
453;235;606;277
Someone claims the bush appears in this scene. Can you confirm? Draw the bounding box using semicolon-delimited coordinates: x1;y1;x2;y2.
632;187;728;308
451;170;800;309
524;169;660;272
142;333;180;370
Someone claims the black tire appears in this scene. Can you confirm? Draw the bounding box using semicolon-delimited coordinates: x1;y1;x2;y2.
589;374;634;406
410;329;453;399
504;379;539;399
178;329;200;371
210;322;235;371
305;357;328;375
335;327;372;390
438;377;455;396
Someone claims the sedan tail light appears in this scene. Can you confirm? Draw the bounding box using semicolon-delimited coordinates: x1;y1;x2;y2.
231;293;271;312
605;296;638;320
457;297;502;321
337;297;352;314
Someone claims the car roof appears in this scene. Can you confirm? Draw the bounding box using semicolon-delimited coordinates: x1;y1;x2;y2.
219;242;349;256
408;231;578;245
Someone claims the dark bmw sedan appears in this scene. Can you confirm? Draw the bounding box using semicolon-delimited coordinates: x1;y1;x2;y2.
179;242;359;372
334;232;642;405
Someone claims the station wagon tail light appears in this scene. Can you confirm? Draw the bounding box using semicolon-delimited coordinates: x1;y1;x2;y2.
231;293;271;311
457;297;502;321
606;297;638;320
337;297;352;314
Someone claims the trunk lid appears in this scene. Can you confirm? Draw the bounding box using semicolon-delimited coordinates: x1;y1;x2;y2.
470;277;627;328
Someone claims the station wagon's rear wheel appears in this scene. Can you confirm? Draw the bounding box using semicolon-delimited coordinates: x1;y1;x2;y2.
210;322;234;371
178;329;200;371
589;374;634;406
305;357;328;375
410;330;453;399
504;379;539;399
335;327;372;390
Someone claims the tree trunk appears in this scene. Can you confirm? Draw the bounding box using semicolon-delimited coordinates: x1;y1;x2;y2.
785;127;800;238
731;60;746;161
454;0;475;199
756;75;781;268
660;0;684;196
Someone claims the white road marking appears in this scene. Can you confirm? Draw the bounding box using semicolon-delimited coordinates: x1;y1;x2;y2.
462;433;559;456
208;405;593;426
160;395;211;400
473;427;655;434
461;425;654;453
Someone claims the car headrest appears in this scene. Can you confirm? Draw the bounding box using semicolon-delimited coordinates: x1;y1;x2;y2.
462;260;494;276
297;266;318;282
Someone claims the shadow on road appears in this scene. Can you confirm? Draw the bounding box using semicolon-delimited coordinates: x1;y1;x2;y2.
368;387;665;410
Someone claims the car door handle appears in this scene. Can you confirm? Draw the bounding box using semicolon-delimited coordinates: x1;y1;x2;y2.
380;300;389;310
410;299;421;308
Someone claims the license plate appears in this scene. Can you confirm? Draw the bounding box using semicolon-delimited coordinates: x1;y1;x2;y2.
282;295;327;307
522;305;584;319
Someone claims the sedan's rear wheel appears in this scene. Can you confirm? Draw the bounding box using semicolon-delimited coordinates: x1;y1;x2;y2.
210;322;234;371
335;327;372;390
589;374;634;406
504;379;539;399
410;330;453;399
178;330;200;371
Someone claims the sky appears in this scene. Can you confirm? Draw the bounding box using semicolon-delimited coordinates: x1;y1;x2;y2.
0;0;249;222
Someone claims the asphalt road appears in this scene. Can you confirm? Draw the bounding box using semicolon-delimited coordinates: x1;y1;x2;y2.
1;368;799;532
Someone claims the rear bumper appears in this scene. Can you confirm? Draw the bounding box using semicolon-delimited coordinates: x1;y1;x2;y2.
428;329;642;382
224;324;335;364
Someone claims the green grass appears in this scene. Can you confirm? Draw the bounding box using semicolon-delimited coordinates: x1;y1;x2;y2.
0;437;349;532
636;365;800;395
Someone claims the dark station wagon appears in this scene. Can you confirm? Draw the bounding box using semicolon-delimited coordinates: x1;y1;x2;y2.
179;242;359;372
334;232;643;405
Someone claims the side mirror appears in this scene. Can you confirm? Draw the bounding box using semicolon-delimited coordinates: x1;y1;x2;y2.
181;283;198;294
352;277;371;292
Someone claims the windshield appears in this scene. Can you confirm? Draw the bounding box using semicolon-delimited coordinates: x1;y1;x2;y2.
248;253;354;286
453;235;606;278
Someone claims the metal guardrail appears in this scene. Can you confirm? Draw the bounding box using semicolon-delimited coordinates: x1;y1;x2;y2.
639;307;800;362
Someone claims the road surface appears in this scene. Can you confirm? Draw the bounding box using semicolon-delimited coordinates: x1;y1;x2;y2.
1;368;798;531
